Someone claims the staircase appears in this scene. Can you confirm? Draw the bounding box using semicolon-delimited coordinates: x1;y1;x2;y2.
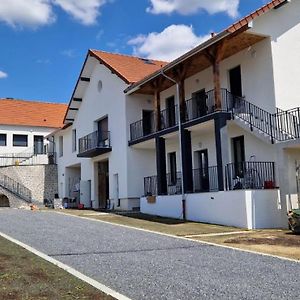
227;92;300;144
0;173;32;203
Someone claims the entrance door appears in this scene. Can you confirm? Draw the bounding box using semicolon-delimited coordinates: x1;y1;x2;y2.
98;117;108;146
98;161;109;209
196;149;209;192
229;66;242;97
232;136;245;178
166;96;176;127
193;89;207;118
34;135;44;154
142;110;153;136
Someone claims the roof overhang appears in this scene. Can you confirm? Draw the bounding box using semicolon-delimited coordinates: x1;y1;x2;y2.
125;0;288;95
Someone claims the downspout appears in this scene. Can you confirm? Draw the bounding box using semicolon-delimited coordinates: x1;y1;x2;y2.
160;70;186;220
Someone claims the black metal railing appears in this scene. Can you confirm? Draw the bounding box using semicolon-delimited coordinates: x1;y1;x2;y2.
193;166;219;193
167;172;182;195
130;112;156;141
0;173;32;202
144;175;157;196
225;161;276;191
185;89;230;122
0;150;56;167
231;93;300;142
160;105;179;130
275;107;300;140
78;130;110;154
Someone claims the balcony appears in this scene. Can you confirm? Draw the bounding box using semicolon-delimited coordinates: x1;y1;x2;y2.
225;161;277;190
185;88;231;123
129;89;233;143
130;105;179;142
78;130;111;158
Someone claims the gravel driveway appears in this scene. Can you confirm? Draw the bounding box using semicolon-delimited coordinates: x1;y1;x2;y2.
0;209;299;300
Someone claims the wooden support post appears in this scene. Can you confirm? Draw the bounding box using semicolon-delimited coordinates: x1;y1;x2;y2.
213;60;222;110
205;41;226;111
154;89;161;131
178;79;186;123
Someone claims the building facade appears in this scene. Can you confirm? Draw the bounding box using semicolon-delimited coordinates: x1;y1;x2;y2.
54;0;300;229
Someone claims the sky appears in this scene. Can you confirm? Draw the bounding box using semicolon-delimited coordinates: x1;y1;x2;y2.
0;0;269;104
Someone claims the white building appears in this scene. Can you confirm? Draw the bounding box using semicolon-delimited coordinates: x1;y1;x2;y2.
53;0;300;229
0;98;67;166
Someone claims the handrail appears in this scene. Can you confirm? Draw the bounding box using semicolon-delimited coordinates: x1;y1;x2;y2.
229;91;300;142
225;161;276;191
0;173;32;202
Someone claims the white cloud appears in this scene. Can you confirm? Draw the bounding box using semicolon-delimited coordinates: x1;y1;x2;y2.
53;0;107;25
0;71;8;79
147;0;239;18
0;0;55;28
128;24;210;62
0;0;109;28
61;49;77;58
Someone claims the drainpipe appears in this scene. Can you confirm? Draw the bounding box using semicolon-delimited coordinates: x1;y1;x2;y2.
160;71;186;220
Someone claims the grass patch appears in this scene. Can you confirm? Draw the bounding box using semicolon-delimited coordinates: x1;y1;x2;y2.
59;209;243;236
0;236;115;300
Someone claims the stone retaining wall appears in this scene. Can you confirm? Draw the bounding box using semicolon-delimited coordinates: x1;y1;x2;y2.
0;165;58;203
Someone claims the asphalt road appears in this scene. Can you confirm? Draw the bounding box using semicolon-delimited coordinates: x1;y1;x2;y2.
0;209;299;300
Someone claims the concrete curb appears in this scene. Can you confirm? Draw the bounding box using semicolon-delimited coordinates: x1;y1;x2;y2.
0;231;132;300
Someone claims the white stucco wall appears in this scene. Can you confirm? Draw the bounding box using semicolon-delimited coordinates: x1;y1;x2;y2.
141;189;285;229
251;0;300;110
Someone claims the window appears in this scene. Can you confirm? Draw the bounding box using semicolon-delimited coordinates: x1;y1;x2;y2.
59;136;63;157
0;134;6;146
13;134;28;147
72;129;77;152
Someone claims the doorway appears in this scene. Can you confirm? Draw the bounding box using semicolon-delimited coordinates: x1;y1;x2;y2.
166;96;176;127
195;149;209;192
34;135;44;154
229;65;242;97
142;110;153;136
97;117;108;146
192;89;207;118
0;195;9;207
232;136;245;178
98;161;109;209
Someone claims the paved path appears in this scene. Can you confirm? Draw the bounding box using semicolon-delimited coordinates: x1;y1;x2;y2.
0;210;299;300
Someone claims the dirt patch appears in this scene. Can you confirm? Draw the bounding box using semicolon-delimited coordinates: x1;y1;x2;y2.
25;269;49;281
225;234;300;247
224;232;300;247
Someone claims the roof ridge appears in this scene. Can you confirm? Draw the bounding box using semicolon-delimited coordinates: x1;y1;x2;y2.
89;49;168;64
0;98;68;106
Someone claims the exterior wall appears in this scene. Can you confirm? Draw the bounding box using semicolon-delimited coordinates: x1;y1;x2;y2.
251;0;300;110
141;189;285;229
0;165;58;202
0;124;56;154
55;60;148;209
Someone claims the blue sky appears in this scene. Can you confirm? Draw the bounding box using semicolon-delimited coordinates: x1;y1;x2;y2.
0;0;268;104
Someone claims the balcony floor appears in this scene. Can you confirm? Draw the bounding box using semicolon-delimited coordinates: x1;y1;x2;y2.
77;147;112;158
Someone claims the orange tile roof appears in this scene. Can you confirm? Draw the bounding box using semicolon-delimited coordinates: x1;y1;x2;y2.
227;0;286;33
89;50;168;83
0;98;68;128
